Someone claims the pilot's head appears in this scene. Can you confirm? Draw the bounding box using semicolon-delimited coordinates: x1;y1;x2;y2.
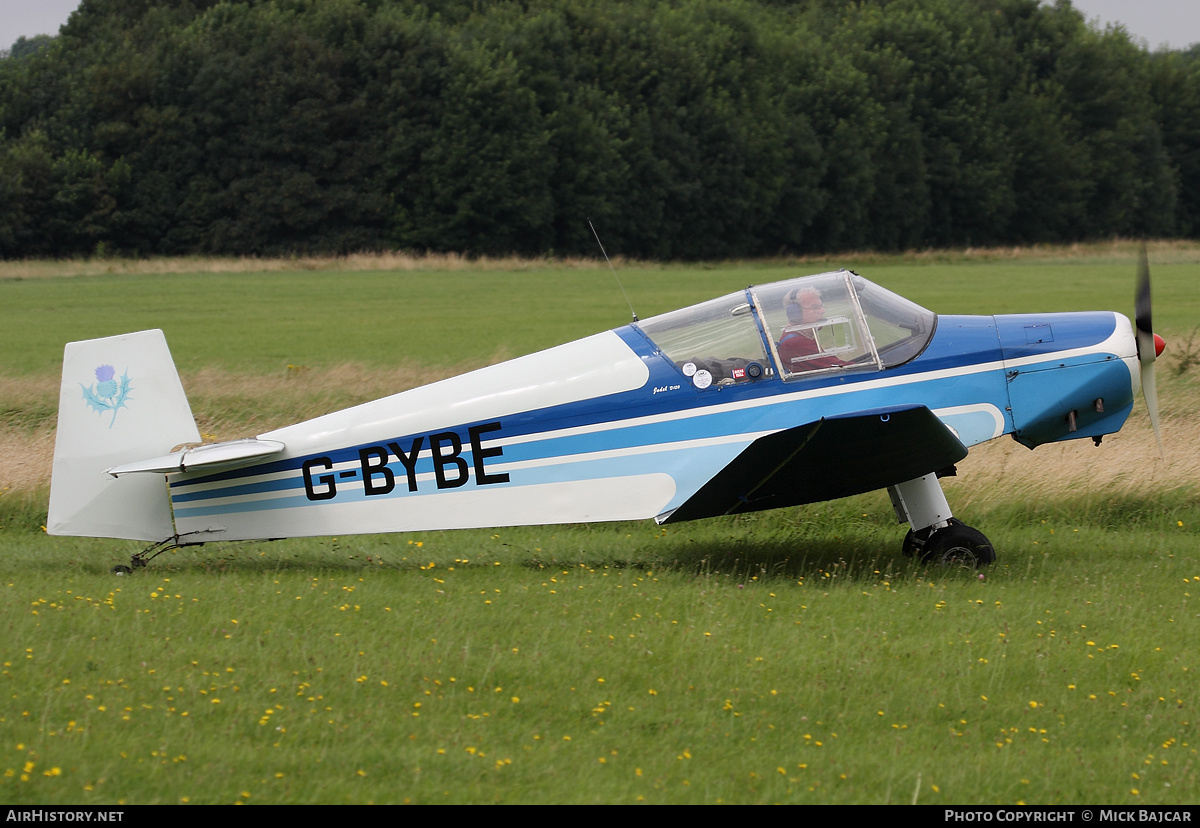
786;287;825;325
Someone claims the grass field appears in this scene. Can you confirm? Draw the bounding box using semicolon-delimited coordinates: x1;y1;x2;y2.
1;242;1199;804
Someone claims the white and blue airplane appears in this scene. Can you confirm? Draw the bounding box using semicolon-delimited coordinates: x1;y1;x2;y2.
47;263;1164;572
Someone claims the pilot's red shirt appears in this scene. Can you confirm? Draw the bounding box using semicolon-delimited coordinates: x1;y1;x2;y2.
778;329;846;370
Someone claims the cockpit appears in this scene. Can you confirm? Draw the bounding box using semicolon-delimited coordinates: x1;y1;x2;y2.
636;270;936;387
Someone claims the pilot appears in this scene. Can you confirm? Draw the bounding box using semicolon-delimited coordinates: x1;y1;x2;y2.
778;287;847;370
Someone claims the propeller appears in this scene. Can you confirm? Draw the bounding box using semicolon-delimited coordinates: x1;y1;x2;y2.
1134;245;1165;455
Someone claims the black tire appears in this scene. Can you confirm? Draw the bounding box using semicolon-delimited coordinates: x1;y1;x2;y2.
920;522;996;567
902;517;962;558
111;565;133;575
902;528;925;557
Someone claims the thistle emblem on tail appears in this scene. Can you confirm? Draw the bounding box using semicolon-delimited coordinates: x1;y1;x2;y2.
81;365;132;428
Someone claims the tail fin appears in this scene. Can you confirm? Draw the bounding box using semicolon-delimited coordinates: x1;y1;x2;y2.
48;330;201;541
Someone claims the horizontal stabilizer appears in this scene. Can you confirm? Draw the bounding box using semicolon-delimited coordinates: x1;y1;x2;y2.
107;438;287;477
660;405;967;523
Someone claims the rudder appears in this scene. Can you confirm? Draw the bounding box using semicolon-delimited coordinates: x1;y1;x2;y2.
48;330;201;541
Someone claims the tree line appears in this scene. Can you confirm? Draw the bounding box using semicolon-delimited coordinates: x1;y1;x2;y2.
1;0;1198;259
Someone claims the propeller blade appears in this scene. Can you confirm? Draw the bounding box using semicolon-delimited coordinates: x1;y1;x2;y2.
1135;245;1163;455
1141;357;1162;455
1136;245;1153;345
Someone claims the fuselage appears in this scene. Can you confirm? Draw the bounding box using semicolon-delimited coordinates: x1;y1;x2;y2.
166;274;1138;544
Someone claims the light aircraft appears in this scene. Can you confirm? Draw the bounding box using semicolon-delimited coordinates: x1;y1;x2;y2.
47;259;1164;573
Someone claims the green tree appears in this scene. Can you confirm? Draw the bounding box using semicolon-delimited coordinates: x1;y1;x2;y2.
1;0;1196;259
4;35;57;61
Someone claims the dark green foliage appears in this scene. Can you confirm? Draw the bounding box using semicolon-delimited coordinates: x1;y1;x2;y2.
0;0;1197;259
4;35;57;61
1150;51;1200;235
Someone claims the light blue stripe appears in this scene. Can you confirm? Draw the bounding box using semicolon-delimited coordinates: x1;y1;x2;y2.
170;363;1022;509
170;442;745;519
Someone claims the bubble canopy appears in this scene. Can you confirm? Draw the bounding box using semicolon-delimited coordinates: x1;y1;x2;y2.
636;270;937;384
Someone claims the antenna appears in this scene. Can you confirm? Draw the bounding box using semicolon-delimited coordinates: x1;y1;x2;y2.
589;218;637;323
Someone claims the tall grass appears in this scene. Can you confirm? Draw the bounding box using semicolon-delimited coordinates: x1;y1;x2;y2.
1;248;1198;804
3;240;1199;375
4;507;1198;804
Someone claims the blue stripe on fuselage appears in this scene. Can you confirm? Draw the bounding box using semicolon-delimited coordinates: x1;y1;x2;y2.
168;312;1120;514
169;317;999;502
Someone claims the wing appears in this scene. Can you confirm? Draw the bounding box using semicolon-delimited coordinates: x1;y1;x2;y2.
659;404;967;523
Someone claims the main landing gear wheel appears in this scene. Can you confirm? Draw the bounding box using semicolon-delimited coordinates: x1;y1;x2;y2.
902;527;926;557
902;517;964;558
920;522;995;568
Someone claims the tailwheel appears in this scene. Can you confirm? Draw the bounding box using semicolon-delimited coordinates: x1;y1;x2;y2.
112;537;196;574
920;522;995;568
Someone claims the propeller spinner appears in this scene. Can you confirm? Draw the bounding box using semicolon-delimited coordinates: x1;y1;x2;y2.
1135;246;1166;454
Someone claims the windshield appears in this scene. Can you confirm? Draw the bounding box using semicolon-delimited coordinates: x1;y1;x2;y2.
752;271;935;379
